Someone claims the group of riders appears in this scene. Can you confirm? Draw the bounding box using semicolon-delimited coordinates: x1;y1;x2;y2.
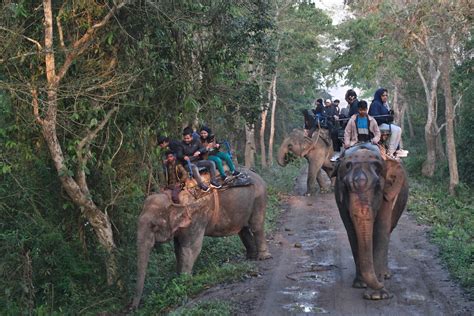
303;88;409;162
157;126;241;203
158;87;408;203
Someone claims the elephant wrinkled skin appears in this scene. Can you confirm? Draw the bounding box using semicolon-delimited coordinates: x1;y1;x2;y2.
335;144;409;300
131;169;271;309
277;128;334;195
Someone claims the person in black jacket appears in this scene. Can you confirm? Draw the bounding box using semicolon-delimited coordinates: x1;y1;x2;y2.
158;134;213;192
368;88;408;158
158;136;182;154
345;89;360;117
176;127;222;189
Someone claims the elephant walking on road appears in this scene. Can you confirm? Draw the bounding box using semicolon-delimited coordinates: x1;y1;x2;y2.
277;128;334;195
131;170;271;309
335;144;409;300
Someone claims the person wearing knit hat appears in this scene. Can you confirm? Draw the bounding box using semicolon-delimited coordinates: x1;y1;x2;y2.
200;126;240;182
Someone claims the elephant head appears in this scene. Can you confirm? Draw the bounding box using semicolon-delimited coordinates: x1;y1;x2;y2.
132;194;192;309
277;129;314;166
335;144;408;298
278;128;333;195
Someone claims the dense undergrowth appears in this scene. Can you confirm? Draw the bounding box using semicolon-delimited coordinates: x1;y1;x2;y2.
404;144;474;299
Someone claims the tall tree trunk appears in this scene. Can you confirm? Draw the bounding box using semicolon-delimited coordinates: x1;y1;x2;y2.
268;72;278;166
245;123;256;168
40;0;126;285
259;81;271;167
417;62;440;177
392;79;401;124
405;101;415;139
440;50;459;194
434;95;446;160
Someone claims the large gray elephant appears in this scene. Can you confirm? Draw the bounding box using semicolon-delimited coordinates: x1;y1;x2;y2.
335;144;409;299
131;170;271;309
277;128;334;195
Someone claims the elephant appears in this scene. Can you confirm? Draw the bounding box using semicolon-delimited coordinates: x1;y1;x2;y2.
334;144;409;299
131;169;271;309
277;128;334;195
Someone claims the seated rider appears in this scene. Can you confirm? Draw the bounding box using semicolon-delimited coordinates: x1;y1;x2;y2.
199;126;240;182
312;98;324;117
176;127;222;191
157;135;183;153
163;151;188;203
158;134;211;192
344;100;381;149
302;109;316;137
322;99;342;162
368;88;408;158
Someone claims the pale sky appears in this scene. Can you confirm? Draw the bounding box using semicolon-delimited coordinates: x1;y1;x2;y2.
313;0;358;106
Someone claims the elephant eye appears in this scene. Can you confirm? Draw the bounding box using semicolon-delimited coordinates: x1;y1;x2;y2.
372;161;383;174
288;144;293;150
345;162;352;169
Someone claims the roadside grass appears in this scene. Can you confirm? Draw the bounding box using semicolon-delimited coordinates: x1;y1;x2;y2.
138;162;302;314
169;300;233;316
404;151;474;298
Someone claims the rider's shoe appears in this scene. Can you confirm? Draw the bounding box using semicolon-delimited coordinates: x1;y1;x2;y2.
330;152;340;162
395;149;409;157
210;180;222;189
199;184;210;192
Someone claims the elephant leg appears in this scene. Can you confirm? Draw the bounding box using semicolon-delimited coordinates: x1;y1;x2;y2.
317;170;330;192
307;158;324;195
175;231;205;274
373;203;394;280
174;237;183;273
248;197;272;260
239;227;258;259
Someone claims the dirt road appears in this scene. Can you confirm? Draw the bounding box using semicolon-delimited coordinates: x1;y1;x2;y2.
184;167;473;315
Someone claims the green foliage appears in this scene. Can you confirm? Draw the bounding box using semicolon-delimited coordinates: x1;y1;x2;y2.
170;300;232;316
408;178;474;297
138;263;251;315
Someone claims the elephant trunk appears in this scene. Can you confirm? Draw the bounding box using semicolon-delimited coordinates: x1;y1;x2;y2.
132;220;156;309
352;205;384;291
277;138;290;166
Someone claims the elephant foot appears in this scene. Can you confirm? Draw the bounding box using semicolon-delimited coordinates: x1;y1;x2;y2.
383;271;393;279
246;252;258;260
352;277;367;288
319;187;332;194
363;288;393;300
257;251;272;260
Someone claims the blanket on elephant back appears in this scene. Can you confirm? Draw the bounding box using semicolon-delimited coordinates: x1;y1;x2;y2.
180;170;253;201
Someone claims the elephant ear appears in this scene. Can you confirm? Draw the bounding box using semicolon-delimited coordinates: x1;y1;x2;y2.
169;206;192;234
382;160;406;202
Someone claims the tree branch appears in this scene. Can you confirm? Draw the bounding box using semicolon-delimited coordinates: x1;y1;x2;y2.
0;26;42;50
56;16;66;53
56;0;129;82
436;123;447;135
75;106;119;193
30;86;44;125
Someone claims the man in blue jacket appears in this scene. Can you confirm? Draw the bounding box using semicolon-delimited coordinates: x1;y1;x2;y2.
368;88;408;158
